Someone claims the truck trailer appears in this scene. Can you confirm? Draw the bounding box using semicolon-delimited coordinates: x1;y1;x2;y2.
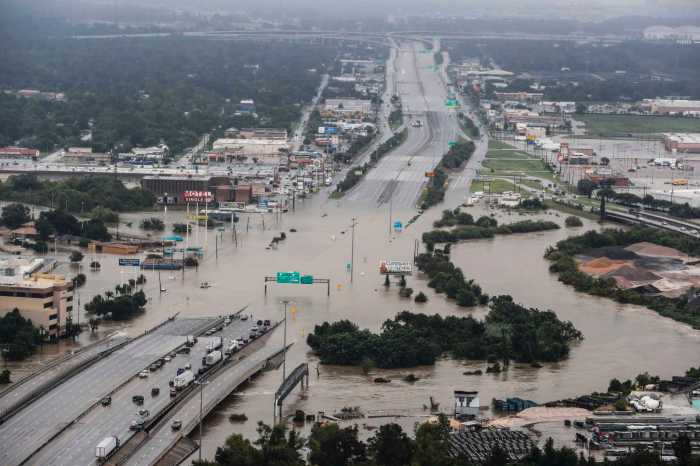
173;369;194;390
206;336;222;353
96;436;120;462
205;350;222;366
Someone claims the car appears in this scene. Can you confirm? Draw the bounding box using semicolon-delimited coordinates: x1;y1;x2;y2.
171;420;182;431
256;320;263;326
132;395;144;404
224;318;231;325
138;409;150;418
164;356;171;363
139;370;149;378
241;315;249;321
263;319;271;327
151;387;160;396
197;367;206;376
170;387;177;397
130;419;145;431
184;363;191;370
100;396;112;406
149;364;158;372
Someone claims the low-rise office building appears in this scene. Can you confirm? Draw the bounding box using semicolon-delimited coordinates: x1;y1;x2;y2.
0;264;74;338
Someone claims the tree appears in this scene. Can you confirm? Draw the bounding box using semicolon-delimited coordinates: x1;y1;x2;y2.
72;273;86;288
0;369;10;384
565;216;583;227
308;423;366;466
413;415;453;466
0;309;41;360
1;203;30;229
140;217;165;231
576;179;596;197
70;251;84;263
414;291;428;303
368;423;414;466
82;219;111;241
673;435;692;466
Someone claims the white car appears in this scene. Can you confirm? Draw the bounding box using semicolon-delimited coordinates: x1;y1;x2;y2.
138;370;149;378
164;356;171;362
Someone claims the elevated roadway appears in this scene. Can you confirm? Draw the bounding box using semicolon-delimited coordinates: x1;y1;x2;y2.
123;333;286;466
605;209;700;238
24;318;261;466
0;317;220;466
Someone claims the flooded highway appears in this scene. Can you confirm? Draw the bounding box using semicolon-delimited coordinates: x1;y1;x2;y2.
3;40;700;461
29;184;697;458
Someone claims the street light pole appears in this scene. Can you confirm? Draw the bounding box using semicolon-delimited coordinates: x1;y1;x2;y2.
350;217;357;283
196;379;209;462
281;300;289;382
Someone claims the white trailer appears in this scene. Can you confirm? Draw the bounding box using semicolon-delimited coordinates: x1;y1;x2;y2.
173;369;194;390
206;337;222;353
95;436;120;462
205;350;222;366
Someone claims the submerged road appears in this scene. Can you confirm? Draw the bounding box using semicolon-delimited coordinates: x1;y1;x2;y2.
344;40;468;209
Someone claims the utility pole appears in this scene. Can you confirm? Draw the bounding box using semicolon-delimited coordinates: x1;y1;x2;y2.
350;217;357;283
196;379;209;462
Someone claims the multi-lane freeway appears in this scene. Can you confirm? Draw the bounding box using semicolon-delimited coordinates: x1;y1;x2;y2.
0;313;284;466
345;39;487;209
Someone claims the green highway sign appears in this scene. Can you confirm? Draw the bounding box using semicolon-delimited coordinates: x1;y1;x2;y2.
448;140;457;148
300;275;314;285
276;271;300;284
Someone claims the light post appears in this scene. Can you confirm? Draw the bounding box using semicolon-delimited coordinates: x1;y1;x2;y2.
280;300;292;382
350;217;358;283
195;379;209;462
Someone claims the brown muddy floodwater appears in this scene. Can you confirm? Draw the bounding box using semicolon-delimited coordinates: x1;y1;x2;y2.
6;187;700;459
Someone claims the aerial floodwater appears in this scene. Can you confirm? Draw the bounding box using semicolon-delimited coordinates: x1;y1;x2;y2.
33;178;698;458
3;39;699;463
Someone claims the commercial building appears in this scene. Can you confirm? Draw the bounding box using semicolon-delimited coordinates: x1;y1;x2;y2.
0;146;40;159
119;145;169;163
664;133;700;154
141;176;212;204
323;98;373;119
211;138;289;164
62;148;111;165
239;99;256;114
239;128;288;140
494;92;544;103
642;99;700;115
0;260;74;338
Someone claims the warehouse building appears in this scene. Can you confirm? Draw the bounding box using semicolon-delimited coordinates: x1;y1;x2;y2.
211;138;289;165
0;146;40;159
642;99;700;115
664;133;700;154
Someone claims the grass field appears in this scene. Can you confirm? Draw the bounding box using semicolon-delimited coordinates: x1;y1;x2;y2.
470;178;522;194
577;114;700;136
482;140;554;180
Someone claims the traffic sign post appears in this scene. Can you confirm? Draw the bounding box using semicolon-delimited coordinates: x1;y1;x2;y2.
266;273;329;296
118;258;140;267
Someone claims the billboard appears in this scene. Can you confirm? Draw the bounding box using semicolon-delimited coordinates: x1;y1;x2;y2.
379;260;412;276
183;190;213;203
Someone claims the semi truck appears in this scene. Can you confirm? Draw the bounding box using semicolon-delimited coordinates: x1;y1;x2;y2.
205;350;222;366
95;436;120;462
206;336;222;353
173;369;194;390
224;340;241;356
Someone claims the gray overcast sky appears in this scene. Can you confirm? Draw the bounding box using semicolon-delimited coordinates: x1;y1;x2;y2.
4;0;700;21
